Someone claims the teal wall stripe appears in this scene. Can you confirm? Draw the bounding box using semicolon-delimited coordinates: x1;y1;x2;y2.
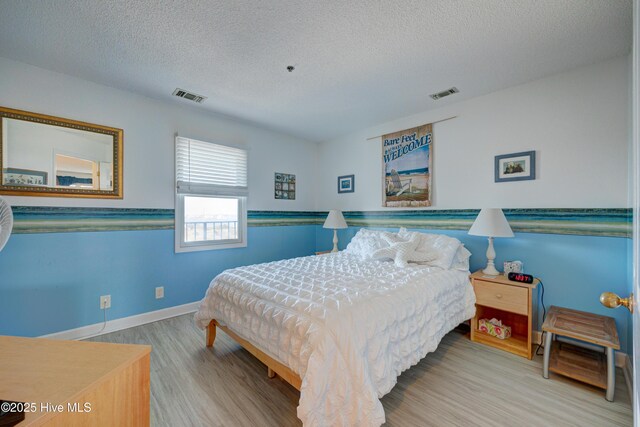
9;207;631;238
12;207;175;234
247;210;321;227
341;209;631;238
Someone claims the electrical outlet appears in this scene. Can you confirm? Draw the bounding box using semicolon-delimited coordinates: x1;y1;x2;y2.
155;287;164;299
100;295;111;309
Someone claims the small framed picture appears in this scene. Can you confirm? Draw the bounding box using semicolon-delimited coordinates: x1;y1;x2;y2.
275;172;296;200
3;168;48;186
495;151;535;182
337;174;355;193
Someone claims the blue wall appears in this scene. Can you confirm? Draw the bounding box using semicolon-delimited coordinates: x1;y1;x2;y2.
317;226;633;353
1;222;632;354
0;225;317;337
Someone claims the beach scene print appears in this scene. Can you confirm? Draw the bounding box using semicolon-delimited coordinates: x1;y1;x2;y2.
382;123;432;207
503;160;526;175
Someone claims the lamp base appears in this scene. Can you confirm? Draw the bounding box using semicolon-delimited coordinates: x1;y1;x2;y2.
482;236;500;276
482;264;500;276
332;229;339;252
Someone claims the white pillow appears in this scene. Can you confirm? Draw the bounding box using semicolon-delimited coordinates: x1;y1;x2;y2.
344;228;392;260
451;245;472;272
398;228;462;270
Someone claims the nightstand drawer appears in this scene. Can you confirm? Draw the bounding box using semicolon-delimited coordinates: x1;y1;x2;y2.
473;280;528;315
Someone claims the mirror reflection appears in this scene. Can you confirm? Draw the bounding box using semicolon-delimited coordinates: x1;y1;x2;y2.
2;118;114;190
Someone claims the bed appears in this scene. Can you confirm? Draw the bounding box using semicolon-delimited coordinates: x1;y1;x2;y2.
195;229;476;427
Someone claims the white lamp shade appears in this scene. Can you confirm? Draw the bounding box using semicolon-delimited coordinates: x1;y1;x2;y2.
323;210;347;229
468;208;514;238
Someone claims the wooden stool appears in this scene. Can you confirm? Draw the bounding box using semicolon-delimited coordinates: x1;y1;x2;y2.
541;306;620;401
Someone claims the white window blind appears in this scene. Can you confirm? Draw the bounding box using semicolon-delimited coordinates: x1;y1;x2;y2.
176;136;248;196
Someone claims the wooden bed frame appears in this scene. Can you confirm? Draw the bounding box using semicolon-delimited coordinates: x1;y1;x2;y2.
206;320;302;390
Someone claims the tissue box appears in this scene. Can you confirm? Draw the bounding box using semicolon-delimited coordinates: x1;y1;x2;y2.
478;318;511;340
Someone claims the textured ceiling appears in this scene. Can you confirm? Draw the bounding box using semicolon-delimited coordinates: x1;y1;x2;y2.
0;0;632;142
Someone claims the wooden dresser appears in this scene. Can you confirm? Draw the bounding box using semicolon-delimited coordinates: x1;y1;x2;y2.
0;336;151;426
469;270;539;359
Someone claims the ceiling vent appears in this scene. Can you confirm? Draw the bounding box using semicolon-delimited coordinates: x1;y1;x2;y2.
172;88;207;104
430;87;459;100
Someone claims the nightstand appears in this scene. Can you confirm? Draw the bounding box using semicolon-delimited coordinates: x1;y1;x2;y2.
315;250;332;255
541;306;619;401
469;270;539;359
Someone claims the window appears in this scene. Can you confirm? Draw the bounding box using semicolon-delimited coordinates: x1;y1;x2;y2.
175;136;248;252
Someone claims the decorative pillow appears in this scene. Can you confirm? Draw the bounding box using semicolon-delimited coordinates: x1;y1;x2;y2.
344;228;392;259
398;228;462;270
371;232;438;267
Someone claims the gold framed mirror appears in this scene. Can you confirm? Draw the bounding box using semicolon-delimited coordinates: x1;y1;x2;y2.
0;106;123;199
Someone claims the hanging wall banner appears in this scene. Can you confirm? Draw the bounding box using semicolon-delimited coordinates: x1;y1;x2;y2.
382;123;432;207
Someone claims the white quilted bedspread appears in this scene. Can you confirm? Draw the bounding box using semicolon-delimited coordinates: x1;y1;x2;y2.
195;252;476;427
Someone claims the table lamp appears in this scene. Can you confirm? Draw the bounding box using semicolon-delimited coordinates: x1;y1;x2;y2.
323;210;347;252
468;208;514;275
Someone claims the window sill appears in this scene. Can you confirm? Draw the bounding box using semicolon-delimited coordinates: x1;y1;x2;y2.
175;241;247;253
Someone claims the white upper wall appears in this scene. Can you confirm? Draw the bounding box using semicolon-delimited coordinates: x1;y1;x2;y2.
316;55;631;210
0;54;630;211
0;57;318;210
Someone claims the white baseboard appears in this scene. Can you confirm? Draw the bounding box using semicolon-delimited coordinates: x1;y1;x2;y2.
533;330;628;368
40;301;200;341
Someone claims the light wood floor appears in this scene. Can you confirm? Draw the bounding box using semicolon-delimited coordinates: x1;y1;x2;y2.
89;314;633;426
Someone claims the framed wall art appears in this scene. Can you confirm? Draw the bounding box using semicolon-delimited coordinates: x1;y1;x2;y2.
495;151;536;182
382;123;432;207
337;174;354;193
274;172;296;200
2;167;48;186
